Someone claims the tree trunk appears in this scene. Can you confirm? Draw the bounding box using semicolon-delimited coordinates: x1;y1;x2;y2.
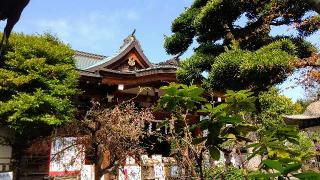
12;139;26;180
184;155;198;179
95;164;102;180
223;150;232;168
197;152;204;180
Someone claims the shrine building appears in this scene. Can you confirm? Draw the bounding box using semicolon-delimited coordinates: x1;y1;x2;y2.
16;33;180;179
74;34;178;116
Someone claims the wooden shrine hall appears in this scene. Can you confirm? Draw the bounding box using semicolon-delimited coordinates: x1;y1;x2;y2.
74;34;178;112
16;33;223;179
16;33;179;179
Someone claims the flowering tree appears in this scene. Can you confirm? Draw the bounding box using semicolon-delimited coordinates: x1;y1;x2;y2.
56;102;154;180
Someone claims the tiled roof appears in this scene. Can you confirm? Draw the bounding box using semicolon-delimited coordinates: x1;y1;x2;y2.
156;56;180;67
285;101;320;120
74;51;107;70
99;65;177;76
84;36;136;70
284;101;320;128
73;34;178;71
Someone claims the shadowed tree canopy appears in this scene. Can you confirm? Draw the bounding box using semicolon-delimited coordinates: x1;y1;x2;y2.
0;33;79;136
165;0;319;92
0;0;30;53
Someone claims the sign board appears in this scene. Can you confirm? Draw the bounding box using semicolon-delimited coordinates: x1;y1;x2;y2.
170;165;179;177
81;165;95;180
140;155;149;164
119;165;141;180
0;172;13;180
154;163;165;180
126;156;136;165
151;155;162;163
49;137;85;176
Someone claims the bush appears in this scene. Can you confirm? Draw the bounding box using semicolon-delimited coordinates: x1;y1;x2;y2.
258;87;303;127
204;166;246;180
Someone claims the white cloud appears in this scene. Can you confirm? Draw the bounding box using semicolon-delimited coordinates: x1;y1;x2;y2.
126;10;140;21
14;8;140;54
36;19;71;39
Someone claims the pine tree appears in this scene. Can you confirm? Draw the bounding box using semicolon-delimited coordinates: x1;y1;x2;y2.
164;0;319;92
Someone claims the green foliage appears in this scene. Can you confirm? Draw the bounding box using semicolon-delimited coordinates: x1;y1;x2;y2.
157;83;207;140
249;160;320;180
291;132;316;161
204;166;245;180
296;98;315;112
258;87;303;127
248;123;319;179
158;83;206;113
195;90;257;160
158;84;258;161
165;0;318;56
165;0;318;91
157;83;320;179
204;39;295;91
0;33;79;134
248;124;300;161
164;7;198;55
177;51;217;85
290;37;318;58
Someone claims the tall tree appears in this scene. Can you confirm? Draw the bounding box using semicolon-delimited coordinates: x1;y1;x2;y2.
0;33;79;137
164;0;319;92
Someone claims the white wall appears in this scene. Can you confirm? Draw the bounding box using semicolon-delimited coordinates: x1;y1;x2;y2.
0;127;13;171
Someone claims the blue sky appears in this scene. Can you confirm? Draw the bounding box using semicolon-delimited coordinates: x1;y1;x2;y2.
4;0;194;61
0;0;319;101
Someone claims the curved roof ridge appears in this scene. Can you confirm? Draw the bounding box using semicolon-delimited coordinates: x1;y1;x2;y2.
75;50;107;59
135;65;177;71
84;34;153;71
84;38;134;70
119;34;135;50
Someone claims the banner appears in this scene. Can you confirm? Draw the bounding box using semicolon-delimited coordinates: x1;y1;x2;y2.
0;172;13;180
81;165;95;180
49;137;85;176
119;165;141;180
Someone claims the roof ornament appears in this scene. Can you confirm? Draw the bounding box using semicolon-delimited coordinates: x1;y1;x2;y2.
131;29;136;36
120;29;137;50
130;29;136;41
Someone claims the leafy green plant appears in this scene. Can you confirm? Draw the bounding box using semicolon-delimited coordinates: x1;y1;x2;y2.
157;83;258;179
196;90;257;160
248;124;300;160
204;166;245;180
157;83;208;179
204;40;295;91
248;123;320;179
0;33;79;135
157;83;320;180
250;160;320;180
